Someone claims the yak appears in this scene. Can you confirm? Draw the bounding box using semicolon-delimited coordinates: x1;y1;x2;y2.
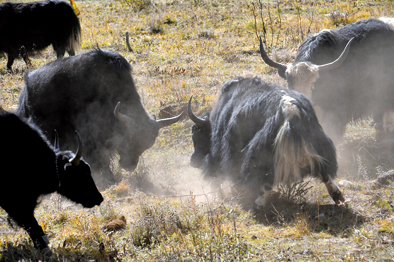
17;48;183;185
259;18;394;143
0;112;103;251
187;77;345;210
0;0;81;70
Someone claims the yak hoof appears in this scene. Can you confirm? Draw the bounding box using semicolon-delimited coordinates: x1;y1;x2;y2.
38;246;53;260
33;234;50;251
42;235;50;245
332;191;346;205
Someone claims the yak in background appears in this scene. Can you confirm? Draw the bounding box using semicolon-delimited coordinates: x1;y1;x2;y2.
17;48;183;186
0;0;81;70
0;112;103;252
187;77;344;210
259;18;394;143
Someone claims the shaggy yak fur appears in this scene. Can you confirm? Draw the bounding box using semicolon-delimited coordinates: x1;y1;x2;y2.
187;77;345;209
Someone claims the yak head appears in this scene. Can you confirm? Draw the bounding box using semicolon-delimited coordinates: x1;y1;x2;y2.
55;131;103;208
258;37;354;98
113;102;184;171
187;97;212;168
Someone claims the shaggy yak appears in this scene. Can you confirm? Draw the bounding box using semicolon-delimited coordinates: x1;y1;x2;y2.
0;0;81;70
187;77;345;210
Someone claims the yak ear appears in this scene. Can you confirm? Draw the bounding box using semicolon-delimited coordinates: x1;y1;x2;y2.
278;70;287;79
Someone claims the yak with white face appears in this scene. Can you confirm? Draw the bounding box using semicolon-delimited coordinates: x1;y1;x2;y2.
187;77;344;210
260;18;394;142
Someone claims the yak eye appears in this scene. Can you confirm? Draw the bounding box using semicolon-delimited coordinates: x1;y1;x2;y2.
192;125;200;133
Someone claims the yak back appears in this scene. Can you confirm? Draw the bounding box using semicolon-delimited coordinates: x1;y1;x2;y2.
18;48;148;137
203;77;337;186
295;18;393;64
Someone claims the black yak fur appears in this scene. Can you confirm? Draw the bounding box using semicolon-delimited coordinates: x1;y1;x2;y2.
0;112;103;250
188;77;344;209
17;48;183;186
0;0;81;70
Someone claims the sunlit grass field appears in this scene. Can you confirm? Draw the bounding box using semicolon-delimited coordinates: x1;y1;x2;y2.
1;0;394;261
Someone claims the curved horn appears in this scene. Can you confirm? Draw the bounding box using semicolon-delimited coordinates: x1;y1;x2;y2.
259;36;287;72
317;37;354;71
187;96;209;127
156;112;184;129
114;102;134;127
70;131;83;166
54;129;59;153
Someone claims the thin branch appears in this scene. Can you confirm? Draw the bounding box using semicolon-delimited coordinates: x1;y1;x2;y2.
125;32;134;52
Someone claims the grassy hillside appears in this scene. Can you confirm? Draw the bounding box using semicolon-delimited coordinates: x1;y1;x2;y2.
1;0;394;261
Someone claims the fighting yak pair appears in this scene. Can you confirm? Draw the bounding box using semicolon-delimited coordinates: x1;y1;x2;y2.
187;17;394;208
11;44;344;222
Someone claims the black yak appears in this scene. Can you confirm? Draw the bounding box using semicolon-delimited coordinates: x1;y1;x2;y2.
17;48;183;185
187;77;344;209
0;0;81;70
0;112;103;251
259;18;394;142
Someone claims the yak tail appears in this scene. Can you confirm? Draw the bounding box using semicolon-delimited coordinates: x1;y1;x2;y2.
273;96;324;187
67;16;81;55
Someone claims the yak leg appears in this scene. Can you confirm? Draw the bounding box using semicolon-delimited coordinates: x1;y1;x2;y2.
8;210;49;250
90;158;118;187
209;176;225;199
324;178;345;205
53;43;66;59
20;47;32;68
67;48;76;56
102;164;118;185
253;183;272;210
319;110;348;145
373;110;385;135
6;53;17;71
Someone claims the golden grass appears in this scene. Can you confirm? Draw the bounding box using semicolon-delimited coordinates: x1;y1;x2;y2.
1;0;394;260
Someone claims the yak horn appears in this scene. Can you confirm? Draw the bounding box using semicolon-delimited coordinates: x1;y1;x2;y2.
187;96;209;127
259;37;287;72
317;37;354;71
115;101;183;131
114;102;134;127
70;131;83;166
156;112;184;129
54;129;60;153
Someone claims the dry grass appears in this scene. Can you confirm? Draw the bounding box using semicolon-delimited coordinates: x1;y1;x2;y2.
1;0;394;261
